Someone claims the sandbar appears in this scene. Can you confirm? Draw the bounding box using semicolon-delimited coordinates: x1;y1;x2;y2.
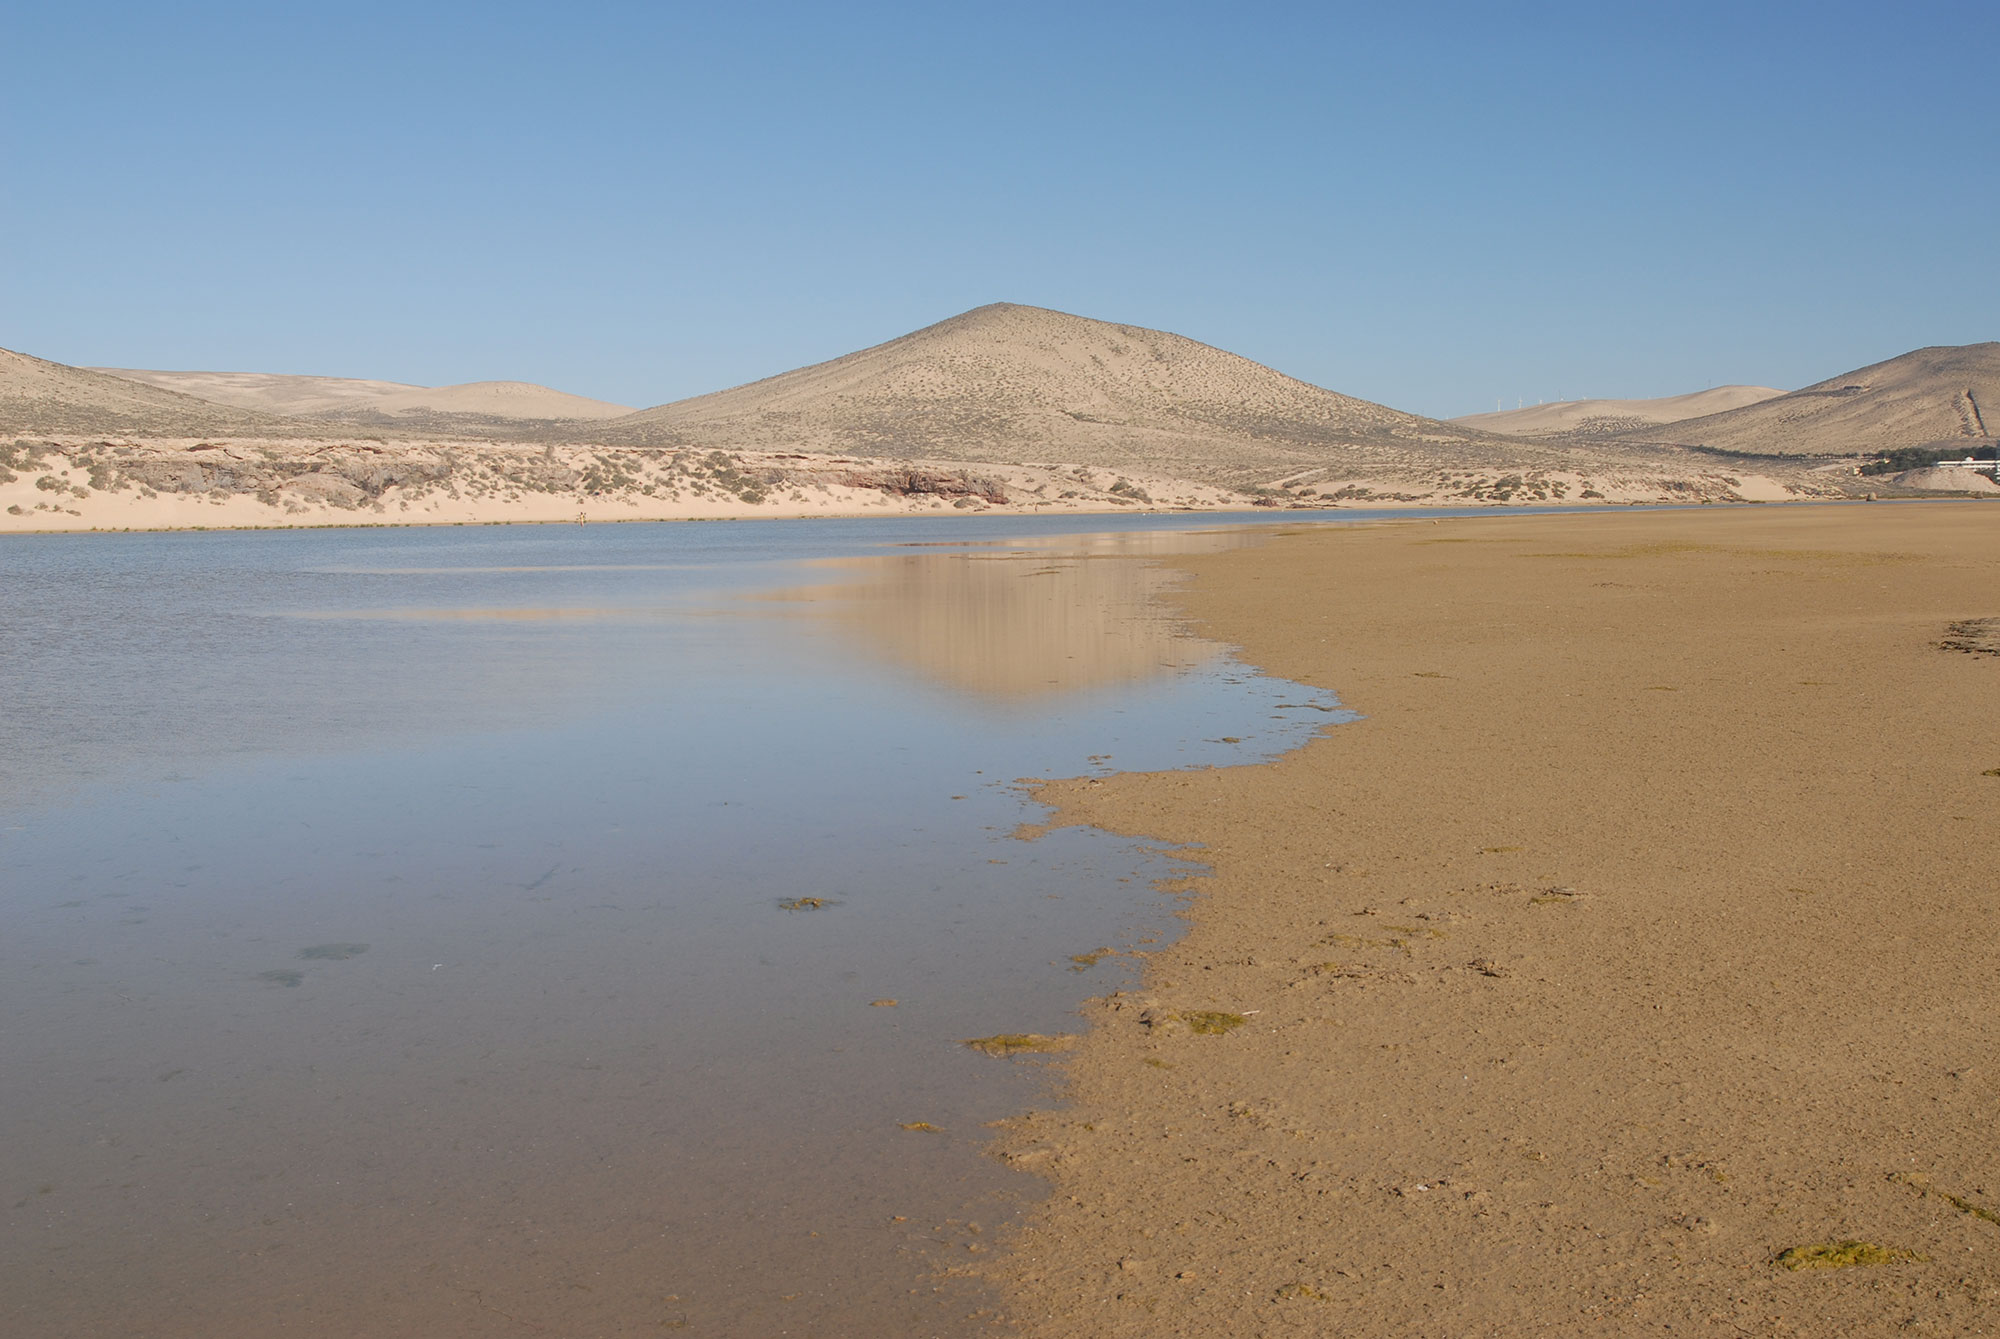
987;502;2000;1335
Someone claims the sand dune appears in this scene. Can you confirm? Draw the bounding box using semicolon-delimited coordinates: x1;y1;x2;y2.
87;368;426;419
92;368;634;423
2;347;283;437
1454;385;1783;438
364;380;634;421
1615;342;2000;456
590;303;1570;486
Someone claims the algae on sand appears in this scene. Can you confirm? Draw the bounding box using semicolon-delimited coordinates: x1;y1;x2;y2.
1182;1011;1247;1036
1773;1240;1918;1270
778;896;833;912
1892;1171;2000;1226
961;1033;1074;1057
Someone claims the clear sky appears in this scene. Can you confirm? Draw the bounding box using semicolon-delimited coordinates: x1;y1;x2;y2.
5;0;1995;418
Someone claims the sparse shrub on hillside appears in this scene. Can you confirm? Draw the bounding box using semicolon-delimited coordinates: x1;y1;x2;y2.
699;451;768;503
580;451;642;495
1859;443;1997;475
836;467;1004;505
2;440;54;471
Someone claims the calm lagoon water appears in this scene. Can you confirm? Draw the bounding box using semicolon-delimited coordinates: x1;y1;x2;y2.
0;511;1374;1337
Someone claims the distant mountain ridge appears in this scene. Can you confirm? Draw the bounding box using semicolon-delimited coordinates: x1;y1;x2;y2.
92;368;634;427
1611;343;2000;456
589;302;1543;484
11;316;1991;488
1455;386;1784;439
1;347;284;437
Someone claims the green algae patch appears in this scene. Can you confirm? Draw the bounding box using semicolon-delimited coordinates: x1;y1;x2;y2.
259;969;304;987
898;1121;942;1133
1927;1188;2000;1225
778;896;833;912
1142;1057;1174;1070
1274;1283;1326;1301
1069;947;1114;970
1892;1172;2000;1226
961;1033;1074;1057
1182;1011;1247;1036
297;942;368;961
1773;1241;1917;1271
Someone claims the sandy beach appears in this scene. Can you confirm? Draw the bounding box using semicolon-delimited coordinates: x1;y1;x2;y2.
986;501;2000;1336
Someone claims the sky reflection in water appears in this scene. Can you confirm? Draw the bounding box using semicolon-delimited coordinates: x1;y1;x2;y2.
0;513;1352;1337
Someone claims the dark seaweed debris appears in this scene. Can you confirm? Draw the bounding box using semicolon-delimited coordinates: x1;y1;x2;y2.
1937;618;2000;655
298;943;369;961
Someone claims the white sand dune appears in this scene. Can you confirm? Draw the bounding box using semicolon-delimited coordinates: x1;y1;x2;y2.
369;380;634;421
1455;386;1783;438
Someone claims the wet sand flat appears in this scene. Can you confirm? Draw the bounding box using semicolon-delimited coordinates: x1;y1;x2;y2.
989;502;2000;1335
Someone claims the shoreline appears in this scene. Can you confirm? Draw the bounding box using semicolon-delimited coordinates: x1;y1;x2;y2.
4;494;1989;540
982;502;2000;1335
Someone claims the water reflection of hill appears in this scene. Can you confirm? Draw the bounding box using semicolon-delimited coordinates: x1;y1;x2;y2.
772;528;1270;701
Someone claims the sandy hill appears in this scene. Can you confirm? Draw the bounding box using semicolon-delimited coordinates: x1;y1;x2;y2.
1455;386;1784;439
2;347;284;437
589;303;1560;485
93;368;634;426
1614;342;2000;456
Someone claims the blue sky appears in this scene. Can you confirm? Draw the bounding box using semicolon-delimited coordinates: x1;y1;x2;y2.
5;0;1995;418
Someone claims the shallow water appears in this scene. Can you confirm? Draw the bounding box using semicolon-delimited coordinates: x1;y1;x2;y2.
0;512;1373;1337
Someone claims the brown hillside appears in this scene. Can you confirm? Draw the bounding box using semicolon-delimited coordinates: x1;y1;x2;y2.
591;303;1562;485
1;347;283;438
1614;342;2000;456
